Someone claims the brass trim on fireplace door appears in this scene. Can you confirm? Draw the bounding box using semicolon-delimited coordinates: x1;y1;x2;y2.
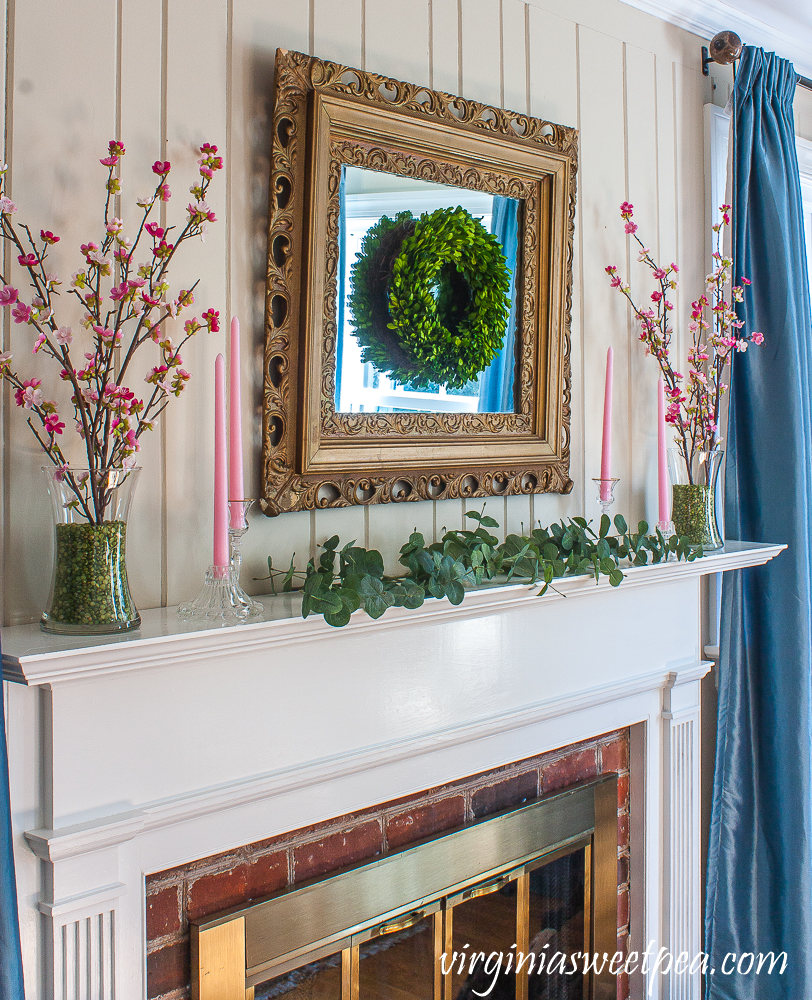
516;873;530;1000
191;916;247;1000
191;777;618;998
593;778;620;1000
583;841;593;997
433;910;443;1000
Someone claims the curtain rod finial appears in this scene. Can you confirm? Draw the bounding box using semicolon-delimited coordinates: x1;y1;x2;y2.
704;31;743;75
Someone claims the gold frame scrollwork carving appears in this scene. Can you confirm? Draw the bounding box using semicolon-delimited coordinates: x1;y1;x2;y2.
261;48;577;515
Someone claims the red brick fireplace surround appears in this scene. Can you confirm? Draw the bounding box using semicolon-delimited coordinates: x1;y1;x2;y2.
146;730;631;1000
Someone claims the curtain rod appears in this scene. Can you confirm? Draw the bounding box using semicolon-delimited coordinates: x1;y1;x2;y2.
701;30;812;91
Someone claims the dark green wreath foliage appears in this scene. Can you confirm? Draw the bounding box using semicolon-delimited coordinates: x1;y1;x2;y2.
261;511;701;629
348;206;511;390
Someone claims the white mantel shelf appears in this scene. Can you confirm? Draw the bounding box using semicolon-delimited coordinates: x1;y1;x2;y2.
1;540;784;687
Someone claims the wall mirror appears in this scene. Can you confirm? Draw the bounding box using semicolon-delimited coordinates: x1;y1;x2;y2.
262;48;578;514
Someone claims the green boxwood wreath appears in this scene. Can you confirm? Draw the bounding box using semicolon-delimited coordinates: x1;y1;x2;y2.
348;206;512;390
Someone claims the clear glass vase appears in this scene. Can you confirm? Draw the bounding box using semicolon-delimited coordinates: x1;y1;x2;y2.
667;444;724;550
40;467;141;634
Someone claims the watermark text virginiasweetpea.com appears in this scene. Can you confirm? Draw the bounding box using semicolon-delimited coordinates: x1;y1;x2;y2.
441;941;788;997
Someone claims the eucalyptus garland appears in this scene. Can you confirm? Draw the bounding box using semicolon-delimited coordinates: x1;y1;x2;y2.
348;206;511;390
260;511;701;629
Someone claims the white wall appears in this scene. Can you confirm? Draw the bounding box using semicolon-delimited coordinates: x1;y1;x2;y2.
0;0;736;626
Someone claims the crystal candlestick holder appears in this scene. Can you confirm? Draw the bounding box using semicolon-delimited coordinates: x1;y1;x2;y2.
592;477;619;519
177;500;262;624
228;499;263;617
657;519;676;537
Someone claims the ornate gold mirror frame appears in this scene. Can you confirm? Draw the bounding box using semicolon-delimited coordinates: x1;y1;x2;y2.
262;48;578;515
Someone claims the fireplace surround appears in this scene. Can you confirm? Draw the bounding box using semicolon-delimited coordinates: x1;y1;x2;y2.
2;540;783;1000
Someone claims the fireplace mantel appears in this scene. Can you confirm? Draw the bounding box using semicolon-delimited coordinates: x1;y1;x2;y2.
2;540;783;686
2;541;784;1000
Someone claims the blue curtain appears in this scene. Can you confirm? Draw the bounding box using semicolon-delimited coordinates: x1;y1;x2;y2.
0;636;25;999
706;47;812;998
478;197;519;412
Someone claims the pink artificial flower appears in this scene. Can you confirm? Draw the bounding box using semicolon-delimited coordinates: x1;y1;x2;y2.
751;331;764;345
0;285;18;305
15;379;42;409
0;195;17;214
55;326;72;347
40;230;59;245
88;249;110;267
610;275;622;288
108;139;126;157
145;222;164;238
650;291;662;303
17;253;37;268
44;414;65;436
99;155;119;167
605;265;617;274
187;200;217;224
619;201;634;218
152;160;171;176
0;350;12;368
671;263;679;272
32;332;47;353
201;308;220;332
624;221;637;235
12;302;31;324
157;182;171;202
53;463;69;482
741;277;751;285
653;268;666;280
198;144;223;175
151;239;173;259
96;325;123;345
124;429;141;452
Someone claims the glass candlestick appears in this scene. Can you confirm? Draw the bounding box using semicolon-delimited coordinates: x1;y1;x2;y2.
228;499;254;579
177;500;262;624
592;477;619;519
657;519;676;537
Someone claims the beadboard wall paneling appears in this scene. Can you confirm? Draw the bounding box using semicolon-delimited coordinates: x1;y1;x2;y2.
1;0;773;626
119;0;165;611
163;0;229;607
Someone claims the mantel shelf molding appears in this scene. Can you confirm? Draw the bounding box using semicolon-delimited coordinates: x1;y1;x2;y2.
2;539;784;687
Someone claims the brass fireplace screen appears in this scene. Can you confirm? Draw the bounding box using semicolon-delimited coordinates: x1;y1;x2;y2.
192;778;618;1000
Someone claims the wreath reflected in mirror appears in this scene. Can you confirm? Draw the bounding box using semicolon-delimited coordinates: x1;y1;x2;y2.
348;206;511;391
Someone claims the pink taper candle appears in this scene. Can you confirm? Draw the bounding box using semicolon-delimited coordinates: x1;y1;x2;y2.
600;347;613;501
228;316;244;527
657;377;669;523
213;354;230;570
